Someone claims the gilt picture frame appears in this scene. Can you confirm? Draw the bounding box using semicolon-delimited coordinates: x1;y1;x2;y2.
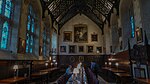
69;45;76;53
91;33;98;42
87;45;93;53
78;45;84;53
96;47;102;53
63;31;72;42
136;28;143;43
74;24;88;43
60;46;66;53
17;38;26;54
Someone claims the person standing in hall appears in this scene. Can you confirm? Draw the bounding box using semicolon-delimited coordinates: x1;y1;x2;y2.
90;61;98;78
65;65;73;76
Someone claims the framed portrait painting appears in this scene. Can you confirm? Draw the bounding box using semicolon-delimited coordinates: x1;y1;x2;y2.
96;47;102;53
69;45;76;53
60;46;66;53
63;31;72;42
91;33;98;41
17;38;26;54
136;28;143;43
78;46;84;53
74;24;88;43
87;46;93;53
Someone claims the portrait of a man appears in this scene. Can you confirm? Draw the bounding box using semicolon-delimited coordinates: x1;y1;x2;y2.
18;38;26;54
69;45;76;53
91;34;98;41
78;46;84;53
87;46;93;53
63;31;72;42
60;46;66;52
136;28;143;43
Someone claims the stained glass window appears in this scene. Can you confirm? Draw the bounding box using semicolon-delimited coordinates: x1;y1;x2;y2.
52;32;57;55
4;0;12;18
26;5;35;53
0;0;13;49
1;21;9;49
0;0;2;14
130;16;135;38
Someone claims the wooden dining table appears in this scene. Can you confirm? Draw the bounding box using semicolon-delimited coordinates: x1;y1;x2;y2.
102;67;126;73
136;78;150;84
31;71;48;77
40;67;58;72
115;73;131;77
0;77;27;84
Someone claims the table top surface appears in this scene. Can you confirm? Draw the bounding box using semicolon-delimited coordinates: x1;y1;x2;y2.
102;67;126;73
0;77;26;83
31;71;48;77
136;78;150;84
40;67;58;72
115;73;131;77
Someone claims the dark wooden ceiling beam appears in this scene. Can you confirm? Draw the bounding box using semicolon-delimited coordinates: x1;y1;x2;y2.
40;0;117;33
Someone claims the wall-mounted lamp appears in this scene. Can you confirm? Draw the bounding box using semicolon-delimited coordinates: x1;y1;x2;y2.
13;65;19;78
45;62;48;67
55;62;57;65
49;57;51;61
115;62;119;70
53;59;56;63
105;62;107;67
115;62;119;67
51;63;53;67
109;62;112;68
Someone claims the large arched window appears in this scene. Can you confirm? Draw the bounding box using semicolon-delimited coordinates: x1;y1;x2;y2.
0;0;13;49
0;0;2;14
4;0;12;18
26;5;35;53
52;31;57;55
1;21;9;49
130;16;135;38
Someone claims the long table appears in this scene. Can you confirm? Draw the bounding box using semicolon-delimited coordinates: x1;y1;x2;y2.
40;67;59;72
102;67;126;73
136;78;150;84
0;77;27;84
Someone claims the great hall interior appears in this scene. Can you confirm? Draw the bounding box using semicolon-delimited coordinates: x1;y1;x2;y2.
0;0;150;84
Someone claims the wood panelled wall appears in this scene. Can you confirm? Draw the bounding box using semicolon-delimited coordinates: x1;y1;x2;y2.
58;55;107;68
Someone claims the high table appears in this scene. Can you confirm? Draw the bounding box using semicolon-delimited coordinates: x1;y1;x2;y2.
0;77;27;84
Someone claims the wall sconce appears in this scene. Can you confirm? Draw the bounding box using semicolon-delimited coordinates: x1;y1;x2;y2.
115;62;119;67
45;62;48;68
55;62;57;65
53;59;56;63
105;62;107;67
13;65;19;79
109;62;112;68
51;63;53;67
49;57;51;61
115;62;119;70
